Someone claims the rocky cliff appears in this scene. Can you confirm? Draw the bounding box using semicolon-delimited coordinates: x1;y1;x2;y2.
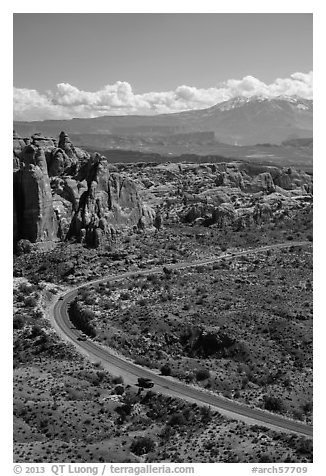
68;153;155;246
13;143;58;243
13;131;154;248
13;130;313;250
123;161;313;231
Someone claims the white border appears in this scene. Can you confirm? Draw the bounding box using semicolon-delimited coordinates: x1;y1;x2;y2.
2;3;323;475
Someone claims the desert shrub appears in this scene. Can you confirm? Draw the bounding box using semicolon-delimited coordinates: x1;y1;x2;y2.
160;364;172;376
302;401;313;414
196;369;210;381
196;296;205;305
15;292;24;303
13;315;25;330
120;291;130;300
184;372;195;383
293;409;304;421
259;453;273;463
163;267;172;278
130;437;155;456
116;402;132;423
180;326;236;359
24;296;38;307
16;239;32;255
114;385;125;395
30;324;44;338
32;309;43;319
58;261;75;277
200;405;212;423
18;282;35;295
167;412;186;427
154;212;163;231
68;300;97;337
195;266;206;273
84;292;97;305
135;356;153;368
296;438;313;456
82;308;95;320
147;274;160;285
160;425;175;441
263;395;285;413
79;288;91;300
234;390;241;399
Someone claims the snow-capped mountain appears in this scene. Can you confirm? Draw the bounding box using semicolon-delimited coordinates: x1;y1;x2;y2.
184;95;313;144
210;95;312;113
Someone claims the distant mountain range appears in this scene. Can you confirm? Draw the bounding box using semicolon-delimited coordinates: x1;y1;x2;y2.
14;95;313;147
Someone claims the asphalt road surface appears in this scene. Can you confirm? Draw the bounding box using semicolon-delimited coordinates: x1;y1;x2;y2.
51;241;313;438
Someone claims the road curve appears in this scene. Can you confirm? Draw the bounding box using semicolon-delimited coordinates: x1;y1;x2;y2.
51;241;313;438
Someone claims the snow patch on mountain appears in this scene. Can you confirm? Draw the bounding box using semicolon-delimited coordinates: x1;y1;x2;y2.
208;95;312;113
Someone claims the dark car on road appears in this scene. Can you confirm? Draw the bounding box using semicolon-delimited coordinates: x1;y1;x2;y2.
77;335;87;341
137;377;154;388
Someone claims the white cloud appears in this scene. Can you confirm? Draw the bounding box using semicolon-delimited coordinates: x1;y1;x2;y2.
13;87;71;120
13;71;313;121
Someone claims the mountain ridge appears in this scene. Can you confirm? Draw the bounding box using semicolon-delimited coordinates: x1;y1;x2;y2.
14;95;313;147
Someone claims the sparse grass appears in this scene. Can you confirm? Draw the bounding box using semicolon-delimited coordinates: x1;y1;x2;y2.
13;163;313;463
79;245;312;422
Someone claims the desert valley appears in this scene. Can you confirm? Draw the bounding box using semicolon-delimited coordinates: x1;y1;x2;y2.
12;12;313;467
13;95;313;463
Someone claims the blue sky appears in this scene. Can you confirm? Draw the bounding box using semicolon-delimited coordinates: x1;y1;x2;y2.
13;13;313;119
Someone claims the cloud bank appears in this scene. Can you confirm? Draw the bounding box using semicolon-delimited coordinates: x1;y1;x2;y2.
14;71;313;121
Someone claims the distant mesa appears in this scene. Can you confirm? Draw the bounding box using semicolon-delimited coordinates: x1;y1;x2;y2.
14;95;313;147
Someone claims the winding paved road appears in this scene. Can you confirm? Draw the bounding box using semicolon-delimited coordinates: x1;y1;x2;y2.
51;241;313;438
